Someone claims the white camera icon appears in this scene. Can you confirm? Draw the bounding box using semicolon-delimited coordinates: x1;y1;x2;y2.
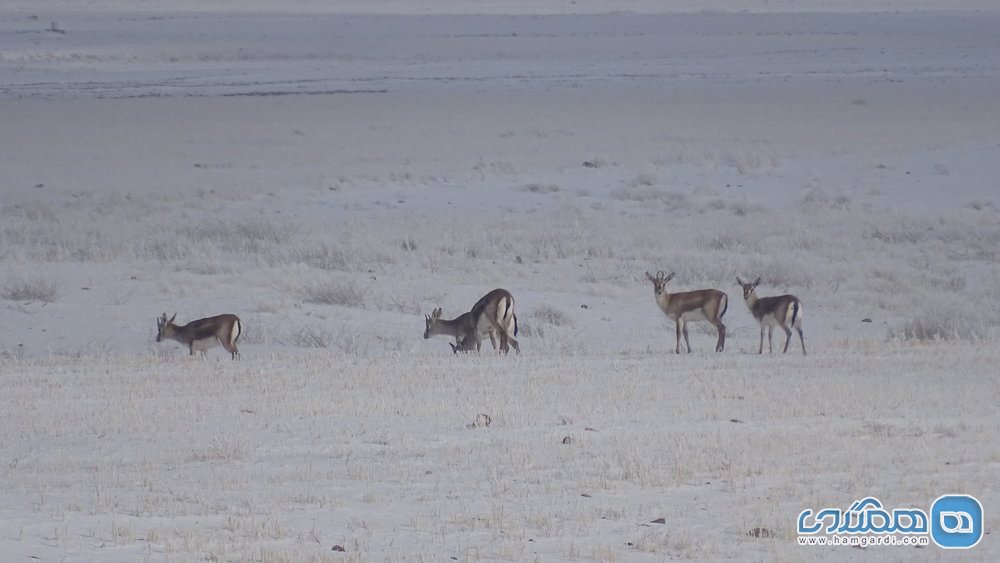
939;511;974;534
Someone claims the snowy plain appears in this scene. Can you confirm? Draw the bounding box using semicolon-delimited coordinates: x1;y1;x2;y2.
1;1;999;561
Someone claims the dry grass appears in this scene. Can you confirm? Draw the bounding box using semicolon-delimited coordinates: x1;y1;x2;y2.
0;344;996;560
2;277;60;303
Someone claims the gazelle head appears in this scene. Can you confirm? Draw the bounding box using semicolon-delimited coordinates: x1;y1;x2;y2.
736;277;762;301
423;308;443;339
645;270;675;297
156;313;178;343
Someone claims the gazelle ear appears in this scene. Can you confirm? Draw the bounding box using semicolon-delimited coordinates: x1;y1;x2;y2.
753;277;761;287
169;313;177;323
645;271;657;283
665;272;675;283
736;277;744;286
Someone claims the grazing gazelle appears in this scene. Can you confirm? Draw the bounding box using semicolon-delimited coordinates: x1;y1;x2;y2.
424;308;478;351
424;288;520;354
156;313;243;359
736;277;806;355
645;271;728;354
449;334;477;355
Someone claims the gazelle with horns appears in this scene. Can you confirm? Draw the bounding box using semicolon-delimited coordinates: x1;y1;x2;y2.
736;277;806;355
156;313;243;359
645;271;728;354
424;288;519;354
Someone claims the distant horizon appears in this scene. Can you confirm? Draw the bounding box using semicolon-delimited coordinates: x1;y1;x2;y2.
7;0;1000;14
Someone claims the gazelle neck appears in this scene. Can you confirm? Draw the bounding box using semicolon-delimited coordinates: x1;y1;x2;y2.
432;316;467;337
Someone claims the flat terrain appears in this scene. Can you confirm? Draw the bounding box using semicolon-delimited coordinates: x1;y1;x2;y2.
1;2;998;561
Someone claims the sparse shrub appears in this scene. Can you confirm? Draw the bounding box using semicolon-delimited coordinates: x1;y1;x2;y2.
890;317;982;342
610;187;690;210
517;321;543;338
720;150;777;175
296;279;366;308
741;258;811;289
699;234;744;252
801;186;850;209
181;219;292;255
629;172;659;188
2;277;60;303
521;183;561;194
582;157;608;168
706;199;727;211
277;239;394;272
283;325;369;354
533;305;573;327
966;200;996;212
285;325;335;348
287;244;351;271
382;293;421;315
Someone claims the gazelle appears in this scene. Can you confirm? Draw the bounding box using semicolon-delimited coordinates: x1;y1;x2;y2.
736;277;805;355
645;271;728;354
449;334;477;355
424;288;520;354
156;313;243;359
424;308;478;351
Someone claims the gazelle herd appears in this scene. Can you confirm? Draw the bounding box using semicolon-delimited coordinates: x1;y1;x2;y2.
156;272;804;359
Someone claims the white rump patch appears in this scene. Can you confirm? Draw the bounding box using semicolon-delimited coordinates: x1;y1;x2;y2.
789;302;804;325
231;320;242;346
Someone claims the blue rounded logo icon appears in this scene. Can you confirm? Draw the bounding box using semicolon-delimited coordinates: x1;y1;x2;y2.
930;494;983;549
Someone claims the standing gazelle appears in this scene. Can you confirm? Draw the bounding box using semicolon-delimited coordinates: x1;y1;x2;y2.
156;313;243;359
736;277;806;355
424;288;519;354
645;271;728;354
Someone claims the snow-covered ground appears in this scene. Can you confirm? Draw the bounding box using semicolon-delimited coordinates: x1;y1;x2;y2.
1;2;998;560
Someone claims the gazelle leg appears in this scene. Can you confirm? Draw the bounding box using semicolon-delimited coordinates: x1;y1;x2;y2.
767;326;774;354
682;325;692;353
759;326;765;354
488;330;499;352
715;321;726;352
674;319;684;354
219;336;239;359
782;325;793;353
797;326;806;356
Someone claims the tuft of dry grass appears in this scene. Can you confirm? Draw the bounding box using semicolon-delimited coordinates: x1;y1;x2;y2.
295;279;367;308
532;304;573;327
2;277;60;303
